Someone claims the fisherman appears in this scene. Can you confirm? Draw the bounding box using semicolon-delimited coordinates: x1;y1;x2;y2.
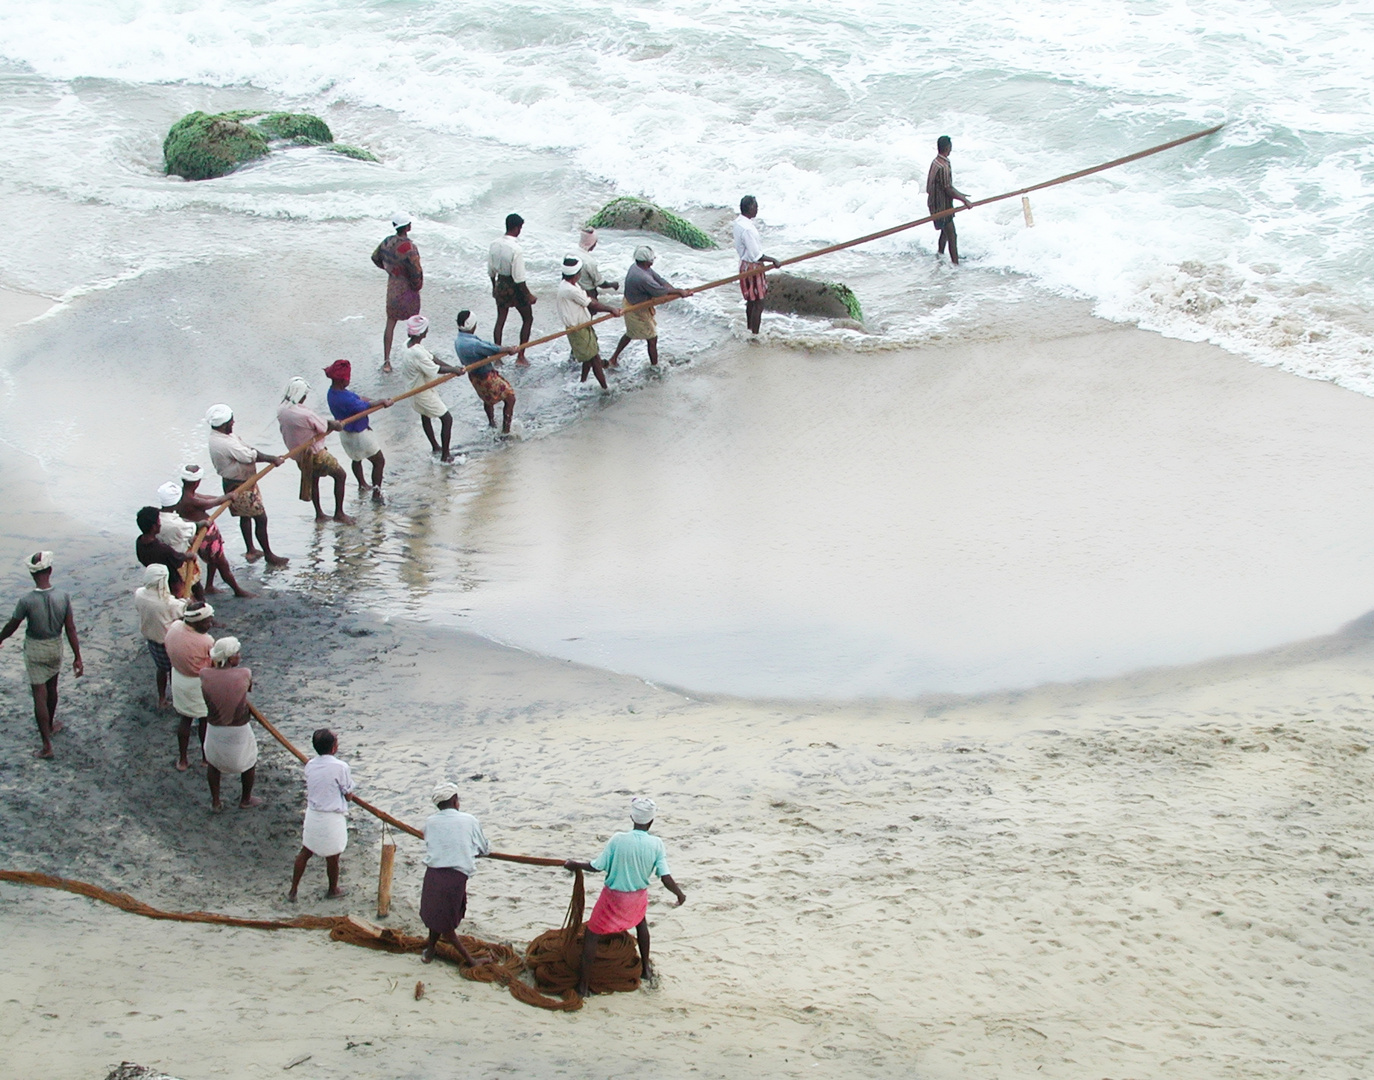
277;377;354;525
454;310;518;435
163;600;215;772
200;636;262;811
173;464;256;598
575;227;619;299
0;551;83;759
136;505;197;600
288;728;353;902
419;780;491;966
606;246;692;368
400;314;464;463
926;136;972;265
488;213;537;365
134;563;185;711
156;482;202;597
563;797;686;996
733;196;780;335
206;404;289;567
324;359;392;496
558;255;623;390
371;213;424;372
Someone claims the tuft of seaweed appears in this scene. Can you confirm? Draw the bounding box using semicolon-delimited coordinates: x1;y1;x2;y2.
824;281;863;322
326;143;380;162
586;196;718;250
163;111;268;181
255;112;333;144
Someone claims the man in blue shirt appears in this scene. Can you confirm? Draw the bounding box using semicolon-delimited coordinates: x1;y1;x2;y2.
323;360;392;497
454;310;518;435
564;796;686;996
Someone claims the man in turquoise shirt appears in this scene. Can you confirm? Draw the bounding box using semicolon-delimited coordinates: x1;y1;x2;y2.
565;796;686;997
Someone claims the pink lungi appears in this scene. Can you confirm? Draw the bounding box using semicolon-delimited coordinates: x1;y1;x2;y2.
586;886;649;935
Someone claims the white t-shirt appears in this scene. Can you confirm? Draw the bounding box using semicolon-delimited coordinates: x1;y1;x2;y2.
401;344;448;417
304;754;354;813
733;214;764;262
423;808;491;875
158;511;196;554
135;588;187;643
488;235;526;282
556;277;592;328
208;428;258;482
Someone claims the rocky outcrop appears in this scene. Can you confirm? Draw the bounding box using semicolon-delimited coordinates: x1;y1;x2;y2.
163;111;377;181
586;197;718;250
762;273;863;323
105;1065;186;1080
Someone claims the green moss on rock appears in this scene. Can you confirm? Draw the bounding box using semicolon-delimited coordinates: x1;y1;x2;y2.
586;196;718;250
255;112;333;144
326;143;379;162
762;272;864;324
163;111;269;181
824;281;863;322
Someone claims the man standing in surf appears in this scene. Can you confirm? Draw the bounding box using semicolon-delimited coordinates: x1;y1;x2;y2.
488;214;537;365
371;213;423;373
927;136;972;265
733;196;780;335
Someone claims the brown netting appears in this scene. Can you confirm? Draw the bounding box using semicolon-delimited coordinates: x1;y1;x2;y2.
525;864;642;995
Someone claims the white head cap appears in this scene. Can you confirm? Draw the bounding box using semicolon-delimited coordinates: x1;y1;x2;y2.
282;377;310;404
142;562;171;599
562;255;583;277
157;481;182;507
179;463;205;483
205;403;233;428
458;314;477;333
183;602;215;623
579;227;597;251
406;314;429;337
629;796;657;824
392;212;412;228
634;245;655;264
210;636;241;665
431;780;461;805
27;550;53;574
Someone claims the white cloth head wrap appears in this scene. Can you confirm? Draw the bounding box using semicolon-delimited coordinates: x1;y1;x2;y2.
157;481;182;507
458;315;478;333
142;562;171;600
634;245;655;264
579;227;597;251
283;377;310;404
205;403;233;428
406;314;429;337
562;255;583;277
209;636;241;665
183;602;215;623
629;796;657;824
27;551;53;574
392;212;412;228
179;463;205;483
432;781;461;805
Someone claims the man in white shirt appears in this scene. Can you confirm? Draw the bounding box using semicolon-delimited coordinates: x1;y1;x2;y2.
288;728;354;901
399;314;463;463
488;213;538;365
557;255;622;390
732;195;780;335
205;403;289;566
419;781;491;966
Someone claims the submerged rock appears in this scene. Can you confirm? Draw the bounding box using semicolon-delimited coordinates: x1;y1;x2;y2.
762;273;864;323
586;196;718;250
163;111;377;180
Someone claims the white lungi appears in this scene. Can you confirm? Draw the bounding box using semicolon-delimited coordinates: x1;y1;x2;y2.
204;723;258;775
338;429;382;461
170;668;207;718
302;808;349;857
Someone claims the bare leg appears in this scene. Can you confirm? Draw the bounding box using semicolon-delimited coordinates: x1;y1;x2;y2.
493;304;509;345
332;473;354;525
369;451;385;490
30;680;54;758
288;847;312;901
646;337;660;366
311;475;328;522
325;854;346;898
607;334;631;367
198;717;208;764
351;460;371;490
212;552;256;598
482;402;496;428
239;516;262;560
746;299;764;334
439;414;453;463
202;558;219;593
208;763;223;810
239;766;261;808
382;317;398;372
500;397;514;435
176;714;192;770
937;226;948;256
948;230;960;265
156;666;170;710
636;918;653;982
576;929;603;997
421;416;441;453
582;357;608;390
517;306;533;365
253;515;289;566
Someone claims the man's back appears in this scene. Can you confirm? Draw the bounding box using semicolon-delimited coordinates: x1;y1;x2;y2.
593;828;670;893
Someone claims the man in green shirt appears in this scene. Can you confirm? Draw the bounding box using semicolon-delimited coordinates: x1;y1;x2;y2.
0;551;83;758
564;797;686;996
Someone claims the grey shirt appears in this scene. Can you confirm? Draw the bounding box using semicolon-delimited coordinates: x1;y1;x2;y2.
12;588;71;640
624;262;675;306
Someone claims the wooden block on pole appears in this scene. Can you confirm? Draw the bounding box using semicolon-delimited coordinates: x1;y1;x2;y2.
377;839;396;918
1022;196;1035;227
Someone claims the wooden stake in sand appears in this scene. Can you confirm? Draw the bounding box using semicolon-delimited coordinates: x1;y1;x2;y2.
1022;196;1035;228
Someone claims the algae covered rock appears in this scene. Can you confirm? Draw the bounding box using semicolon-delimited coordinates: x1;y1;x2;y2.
762;273;863;323
163;110;378;180
586;196;718;250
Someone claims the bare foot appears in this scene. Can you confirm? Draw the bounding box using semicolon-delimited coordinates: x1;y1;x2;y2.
371;488;384;501
51;720;65;734
326;887;348;899
203;583;220;594
239;796;264;808
357;481;372;491
34;747;54;759
266;554;290;567
211;801;224;813
440;453;453;463
286;892;298;903
333;512;356;526
244;550;264;562
157;697;170;711
315;512;331;523
516;357;530;366
232;588;258;599
421;947;435;964
606;359;619;368
381;362;393;374
176;758;190;772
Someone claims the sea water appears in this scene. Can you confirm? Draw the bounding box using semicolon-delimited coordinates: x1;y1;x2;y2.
2;1;1373;696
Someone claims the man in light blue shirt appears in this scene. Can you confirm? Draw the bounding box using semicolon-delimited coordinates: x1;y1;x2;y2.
454;309;518;435
420;780;491;966
564;796;686;997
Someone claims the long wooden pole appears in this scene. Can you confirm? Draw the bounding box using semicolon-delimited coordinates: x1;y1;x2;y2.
190;124;1222;548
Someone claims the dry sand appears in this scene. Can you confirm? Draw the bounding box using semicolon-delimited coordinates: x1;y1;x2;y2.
2;293;1373;1078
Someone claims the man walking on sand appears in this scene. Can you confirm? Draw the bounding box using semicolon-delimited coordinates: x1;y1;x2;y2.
733;196;781;335
927;135;972;265
277;377;354;525
372;213;424;372
489;213;537;365
163;600;215;771
200;636;262;811
419;780;491;967
454;310;518;435
288;728;353;901
559;255;622;390
400;315;463;462
0;551;83;759
607;245;692;368
324;359;392;497
564;797;686;996
173;465;255;598
206;404;289;567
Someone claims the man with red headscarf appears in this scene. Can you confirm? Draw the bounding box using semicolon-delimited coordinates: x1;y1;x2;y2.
324;359;392;497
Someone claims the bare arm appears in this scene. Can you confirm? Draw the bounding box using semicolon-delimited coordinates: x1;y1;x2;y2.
64;607;83;676
660;874;686;906
0;616;21;645
564;859;598;873
589;299;622;317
